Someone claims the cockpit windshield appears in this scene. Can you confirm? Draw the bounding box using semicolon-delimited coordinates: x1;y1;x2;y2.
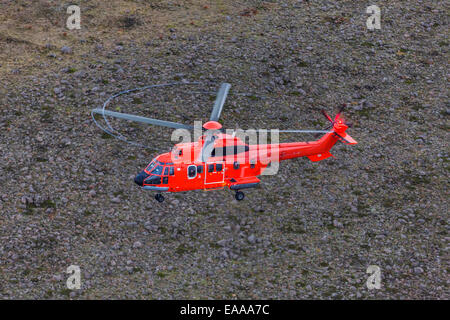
145;160;157;173
151;165;163;175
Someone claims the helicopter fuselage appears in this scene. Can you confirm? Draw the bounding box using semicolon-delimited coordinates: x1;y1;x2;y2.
134;126;354;194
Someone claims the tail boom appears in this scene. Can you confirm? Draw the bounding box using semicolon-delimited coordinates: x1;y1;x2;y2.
250;111;357;163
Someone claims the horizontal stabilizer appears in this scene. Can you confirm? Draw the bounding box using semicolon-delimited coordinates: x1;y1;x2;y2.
340;133;357;145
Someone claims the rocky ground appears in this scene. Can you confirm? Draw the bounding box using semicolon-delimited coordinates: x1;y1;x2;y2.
0;0;448;299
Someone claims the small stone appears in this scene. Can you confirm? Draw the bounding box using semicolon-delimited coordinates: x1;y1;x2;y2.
144;222;153;231
61;138;71;146
248;234;256;244
414;267;424;274
333;219;343;228
52;275;63;282
217;239;227;247
296;88;306;95
111;197;120;203
21;196;31;204
133;241;142;248
61;46;72;54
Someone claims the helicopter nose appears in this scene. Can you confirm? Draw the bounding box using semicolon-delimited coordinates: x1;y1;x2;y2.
134;171;149;186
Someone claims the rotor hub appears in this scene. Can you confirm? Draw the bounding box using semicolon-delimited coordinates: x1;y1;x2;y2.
203;121;222;130
333;119;348;133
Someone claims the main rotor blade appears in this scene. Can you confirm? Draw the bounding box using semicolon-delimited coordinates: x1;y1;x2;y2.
210;83;231;122
92;109;193;130
277;130;332;134
334;104;346;122
321;109;333;123
199;135;216;162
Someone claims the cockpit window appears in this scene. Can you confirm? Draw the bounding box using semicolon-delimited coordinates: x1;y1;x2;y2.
146;160;157;172
151;165;163;175
144;176;161;185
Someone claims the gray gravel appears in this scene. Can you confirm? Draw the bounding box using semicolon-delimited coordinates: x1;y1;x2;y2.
0;0;448;299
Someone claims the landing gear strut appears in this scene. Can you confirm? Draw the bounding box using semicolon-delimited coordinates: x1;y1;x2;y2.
235;191;245;201
155;193;164;203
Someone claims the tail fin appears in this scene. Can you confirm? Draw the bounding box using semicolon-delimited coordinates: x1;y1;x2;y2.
307;107;357;162
321;105;357;145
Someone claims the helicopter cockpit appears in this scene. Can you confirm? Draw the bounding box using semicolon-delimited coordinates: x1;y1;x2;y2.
134;159;175;186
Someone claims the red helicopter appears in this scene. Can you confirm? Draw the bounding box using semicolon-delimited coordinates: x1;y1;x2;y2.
92;83;356;202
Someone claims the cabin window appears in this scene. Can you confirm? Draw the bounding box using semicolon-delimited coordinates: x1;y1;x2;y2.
216;163;223;171
163;167;169;176
234;145;250;153
211;145;250;157
233;161;240;170
162;177;168;184
197;165;203;174
169;167;174;176
188;165;196;178
208;164;214;172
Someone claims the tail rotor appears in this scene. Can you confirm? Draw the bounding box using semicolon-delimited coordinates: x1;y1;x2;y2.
318;104;357;145
321;104;353;129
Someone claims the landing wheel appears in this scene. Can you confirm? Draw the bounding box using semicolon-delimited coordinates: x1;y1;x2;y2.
235;191;245;201
155;194;164;203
